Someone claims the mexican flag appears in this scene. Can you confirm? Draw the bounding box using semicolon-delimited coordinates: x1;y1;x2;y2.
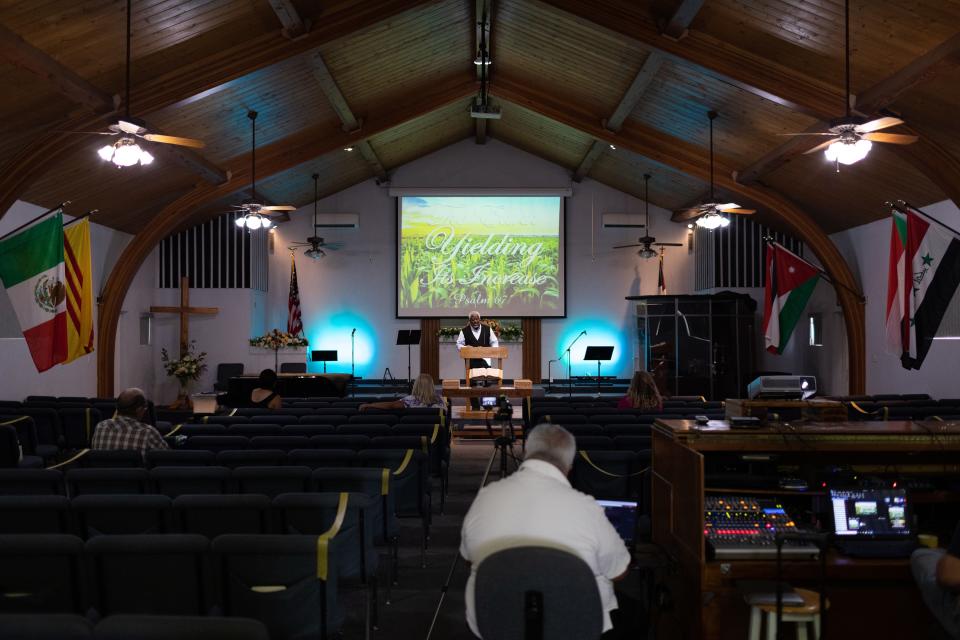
884;209;907;355
902;207;960;369
0;212;68;371
763;242;820;354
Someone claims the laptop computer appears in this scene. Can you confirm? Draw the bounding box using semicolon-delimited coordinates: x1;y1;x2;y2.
830;488;918;557
597;499;639;546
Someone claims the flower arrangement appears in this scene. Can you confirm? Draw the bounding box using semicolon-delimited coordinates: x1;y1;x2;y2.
249;329;309;350
437;319;524;341
161;341;208;386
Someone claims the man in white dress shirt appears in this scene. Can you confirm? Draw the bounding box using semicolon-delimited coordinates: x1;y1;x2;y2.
460;424;632;637
456;311;499;409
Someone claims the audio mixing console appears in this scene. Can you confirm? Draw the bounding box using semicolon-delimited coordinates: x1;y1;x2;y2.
704;495;819;560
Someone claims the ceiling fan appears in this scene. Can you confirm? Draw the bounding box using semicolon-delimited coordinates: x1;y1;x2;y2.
89;0;204;167
778;0;917;167
288;173;344;260
614;174;682;259
233;110;296;230
673;111;756;229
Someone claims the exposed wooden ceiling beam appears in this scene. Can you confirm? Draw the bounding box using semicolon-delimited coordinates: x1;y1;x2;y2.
0;0;437;222
139;120;230;185
573;50;664;181
736;32;960;185
659;0;706;40
0;23;114;113
96;75;477;395
309;51;388;183
267;0;310;39
474;0;493;143
491;74;865;393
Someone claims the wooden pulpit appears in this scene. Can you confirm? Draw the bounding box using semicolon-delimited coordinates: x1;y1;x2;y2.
460;346;508;385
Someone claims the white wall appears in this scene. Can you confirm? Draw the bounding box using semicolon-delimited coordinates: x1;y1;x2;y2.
0;200;154;401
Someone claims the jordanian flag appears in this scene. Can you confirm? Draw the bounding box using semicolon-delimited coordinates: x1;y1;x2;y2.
763;242;820;354
0;212;68;371
902;206;960;369
884;209;907;355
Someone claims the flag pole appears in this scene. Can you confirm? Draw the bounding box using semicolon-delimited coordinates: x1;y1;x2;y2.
62;209;99;229
889;200;960;237
0;201;70;242
765;239;866;303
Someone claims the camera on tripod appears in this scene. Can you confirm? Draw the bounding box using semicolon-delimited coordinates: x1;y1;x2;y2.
494;395;512;419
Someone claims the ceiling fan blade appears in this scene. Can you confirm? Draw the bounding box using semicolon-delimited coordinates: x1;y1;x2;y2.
613;244;643;249
855;116;904;133
672;208;706;222
802;138;840;155
715;203;742;211
322;242;345;251
654;243;683;247
58;130;118;136
261;205;296;211
726;208;756;215
142;133;206;148
862;132;919;145
776;132;836;136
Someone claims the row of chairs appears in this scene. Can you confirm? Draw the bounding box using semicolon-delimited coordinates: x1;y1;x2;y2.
569;448;650;502
0;532;364;640
0;614;269;640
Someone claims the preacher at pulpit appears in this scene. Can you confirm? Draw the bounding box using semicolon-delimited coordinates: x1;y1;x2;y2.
456;311;499;409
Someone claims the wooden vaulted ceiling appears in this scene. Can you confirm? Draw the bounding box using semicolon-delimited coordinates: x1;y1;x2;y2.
1;0;959;237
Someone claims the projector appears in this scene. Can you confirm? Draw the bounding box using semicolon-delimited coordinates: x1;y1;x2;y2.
470;104;502;119
747;375;817;400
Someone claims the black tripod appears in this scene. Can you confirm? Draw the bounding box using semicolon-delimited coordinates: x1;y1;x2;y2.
485;412;521;479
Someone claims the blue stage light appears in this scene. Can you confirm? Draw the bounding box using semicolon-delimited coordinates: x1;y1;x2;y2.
307;312;375;376
556;320;624;377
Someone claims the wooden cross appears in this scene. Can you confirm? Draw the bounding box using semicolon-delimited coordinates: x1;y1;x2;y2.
150;276;218;356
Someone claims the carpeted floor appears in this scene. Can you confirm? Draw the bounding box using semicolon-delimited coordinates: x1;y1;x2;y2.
339;439;505;640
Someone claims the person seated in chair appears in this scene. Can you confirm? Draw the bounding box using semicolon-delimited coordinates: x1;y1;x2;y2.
91;388;168;453
359;373;445;412
460;423;631;637
250;369;282;410
617;370;663;411
912;523;960;637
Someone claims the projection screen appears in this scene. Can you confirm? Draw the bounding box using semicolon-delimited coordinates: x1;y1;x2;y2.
397;195;565;317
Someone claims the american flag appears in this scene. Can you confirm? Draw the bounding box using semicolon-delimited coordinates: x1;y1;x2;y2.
287;254;303;335
657;250;667;294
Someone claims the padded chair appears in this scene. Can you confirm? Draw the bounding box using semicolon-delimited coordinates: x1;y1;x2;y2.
59;408;102;450
204;415;249;426
0;614;92;640
282;424;336;437
590;414;638;425
65;468;149;496
312;434;371;450
94;615;269;640
78;449;143;468
228;424;282;438
0;495;71;533
0;534;85;613
338;424;391;438
614;435;652;451
214;363;245;392
232;466;311;497
250;415;299;426
10;408;62;455
603;424;653;437
306;410;355;421
86;534;211;616
279;362;307;373
183;435;249;452
0;468;64;495
348;414;398;426
474;546;603;640
145;449;215;468
249;435;311;451
213;534;344;640
174;494;271;536
573;436;617;450
149;466;230;497
565;424;606;436
571;450;647;501
287;449;357;468
72;495;171;537
0;415;52;462
216;449;286;468
180;424;228;437
0;424;22;468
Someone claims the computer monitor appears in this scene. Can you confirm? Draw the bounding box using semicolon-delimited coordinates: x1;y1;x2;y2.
830;488;911;538
596;499;639;545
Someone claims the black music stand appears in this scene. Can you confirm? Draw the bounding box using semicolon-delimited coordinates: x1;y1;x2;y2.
584;346;614;394
396;330;422;385
311;350;338;374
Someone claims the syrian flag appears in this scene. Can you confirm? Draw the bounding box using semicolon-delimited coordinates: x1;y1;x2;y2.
287;254;303;336
657;250;667;294
902;206;960;369
0;211;68;371
763;242;820;354
884;209;907;355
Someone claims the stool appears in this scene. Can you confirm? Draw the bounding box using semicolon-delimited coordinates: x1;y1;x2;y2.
747;588;827;640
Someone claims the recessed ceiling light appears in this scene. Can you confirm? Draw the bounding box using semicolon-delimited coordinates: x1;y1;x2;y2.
343;146;354;152
609;144;616;150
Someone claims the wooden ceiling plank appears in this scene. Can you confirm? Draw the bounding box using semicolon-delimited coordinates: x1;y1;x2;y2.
267;0;309;39
0;22;113;112
572;139;606;182
660;0;707;40
492;74;865;394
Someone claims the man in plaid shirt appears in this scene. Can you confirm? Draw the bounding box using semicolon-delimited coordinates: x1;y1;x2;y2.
91;388;168;453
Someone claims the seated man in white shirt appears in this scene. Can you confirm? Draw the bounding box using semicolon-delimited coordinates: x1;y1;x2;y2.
460;423;632;637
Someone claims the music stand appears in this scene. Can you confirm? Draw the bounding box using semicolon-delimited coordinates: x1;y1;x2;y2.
396;330;422;385
311;350;338;374
583;346;614;394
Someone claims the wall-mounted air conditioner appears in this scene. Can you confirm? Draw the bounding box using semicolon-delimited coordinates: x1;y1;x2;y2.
313;214;359;229
601;213;646;229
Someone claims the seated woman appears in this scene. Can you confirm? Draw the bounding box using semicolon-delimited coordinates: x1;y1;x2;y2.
250;369;282;410
359;373;445;412
618;370;663;411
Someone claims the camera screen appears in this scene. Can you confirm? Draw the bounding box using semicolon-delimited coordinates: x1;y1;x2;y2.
481;397;497;408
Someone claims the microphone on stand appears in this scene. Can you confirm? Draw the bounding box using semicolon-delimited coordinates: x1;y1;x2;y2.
580;330;588;336
351;328;356;336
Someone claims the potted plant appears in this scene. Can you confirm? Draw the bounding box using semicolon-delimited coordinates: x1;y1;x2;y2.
161;341;208;409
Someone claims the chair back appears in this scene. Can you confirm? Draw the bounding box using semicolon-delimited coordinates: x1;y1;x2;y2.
475;546;603;640
94;614;269;640
279;362;306;373
215;363;245;391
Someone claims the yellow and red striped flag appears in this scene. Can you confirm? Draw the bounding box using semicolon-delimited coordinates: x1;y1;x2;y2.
63;218;94;363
